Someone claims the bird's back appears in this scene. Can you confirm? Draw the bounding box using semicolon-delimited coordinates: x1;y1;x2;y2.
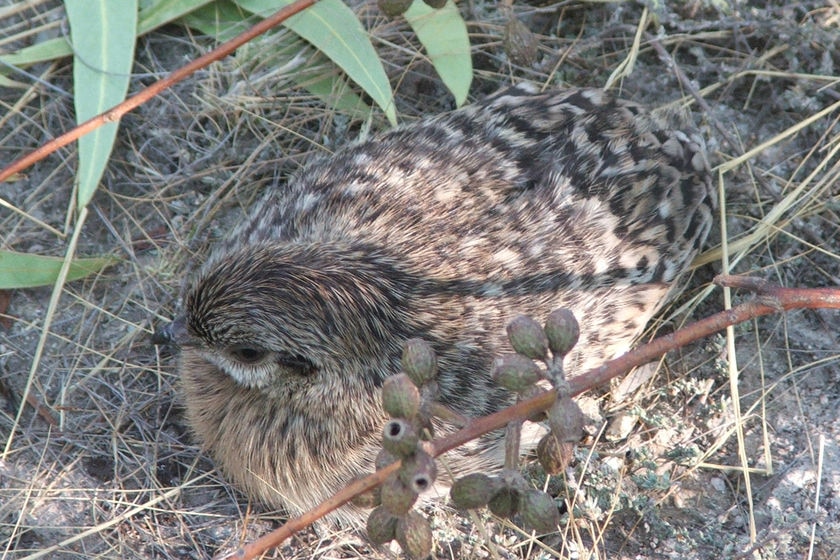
231;86;714;289
220;86;716;375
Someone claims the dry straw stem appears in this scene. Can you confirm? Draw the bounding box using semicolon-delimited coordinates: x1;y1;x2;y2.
219;276;840;560
0;0;320;458
0;0;319;185
15;474;213;560
603;6;647;91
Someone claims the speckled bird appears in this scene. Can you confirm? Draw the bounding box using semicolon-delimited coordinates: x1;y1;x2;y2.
158;85;716;524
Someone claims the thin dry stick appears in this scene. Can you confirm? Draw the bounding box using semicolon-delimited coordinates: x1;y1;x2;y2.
0;0;319;184
218;276;840;560
647;36;742;151
216;463;400;560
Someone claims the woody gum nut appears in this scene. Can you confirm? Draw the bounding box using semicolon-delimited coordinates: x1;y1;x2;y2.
399;449;437;494
547;395;585;442
401;338;438;386
520;489;561;534
488;469;543;520
350;481;381;509
544;308;580;357
488;486;520;519
382;418;419;458
381;473;419;517
503;15;539;67
450;473;502;510
366;505;398;545
491;353;543;392
382;373;421;419
537;432;574;475
375;448;399;471
506;315;550;360
396;510;433;560
500;468;530;492
377;0;412;17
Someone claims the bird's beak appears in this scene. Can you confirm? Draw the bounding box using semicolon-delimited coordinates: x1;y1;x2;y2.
151;316;193;347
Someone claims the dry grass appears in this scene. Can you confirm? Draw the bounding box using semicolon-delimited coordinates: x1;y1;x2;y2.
1;1;839;559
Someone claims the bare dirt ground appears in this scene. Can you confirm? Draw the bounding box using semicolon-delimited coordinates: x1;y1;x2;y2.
1;1;839;559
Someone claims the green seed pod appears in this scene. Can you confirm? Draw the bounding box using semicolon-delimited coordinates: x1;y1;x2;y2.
396;510;433;560
351;480;382;508
547;395;585;443
375;448;399;471
544;308;580;357
537;432;574;475
382;418;419;458
491;353;543;392
506;315;550;360
450;473;501;510
381;473;419;516
401;338;438;386
519;489;560;534
382;373;421;419
422;0;447;8
487;485;520;519
399;449;437;494
500;468;530;492
377;0;413;17
366;505;398;545
503;15;538;67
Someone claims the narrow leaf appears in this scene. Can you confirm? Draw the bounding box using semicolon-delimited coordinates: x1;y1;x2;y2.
180;0;251;42
0;36;71;71
65;0;139;211
294;60;371;118
0;251;117;289
1;0;210;73
185;1;370;118
405;0;472;106
236;0;396;124
139;0;220;33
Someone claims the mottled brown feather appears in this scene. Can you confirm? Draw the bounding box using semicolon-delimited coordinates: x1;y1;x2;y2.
168;85;716;524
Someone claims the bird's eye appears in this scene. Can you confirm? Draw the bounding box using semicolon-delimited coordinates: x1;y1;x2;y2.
277;353;315;375
229;346;268;364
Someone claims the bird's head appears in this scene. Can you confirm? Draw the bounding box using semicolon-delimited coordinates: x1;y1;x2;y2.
156;242;417;395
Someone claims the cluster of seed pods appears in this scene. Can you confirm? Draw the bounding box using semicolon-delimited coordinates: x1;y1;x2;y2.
365;309;584;555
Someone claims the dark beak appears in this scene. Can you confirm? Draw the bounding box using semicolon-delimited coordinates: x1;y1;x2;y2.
151;316;189;347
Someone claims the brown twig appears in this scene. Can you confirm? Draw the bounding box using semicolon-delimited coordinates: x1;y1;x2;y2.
217;276;840;560
648;36;745;153
26;391;60;429
0;0;319;184
647;35;786;206
0;356;60;429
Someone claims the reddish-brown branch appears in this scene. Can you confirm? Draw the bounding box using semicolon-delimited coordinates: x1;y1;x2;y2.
216;277;840;560
0;0;319;184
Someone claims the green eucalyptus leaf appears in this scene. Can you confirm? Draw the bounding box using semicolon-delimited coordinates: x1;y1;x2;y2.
1;0;212;72
3;0;381;122
0;38;70;71
405;0;472;106
0;251;118;289
138;0;220;32
294;60;371;118
180;0;251;42
186;1;370;118
236;0;396;124
66;0;138;211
